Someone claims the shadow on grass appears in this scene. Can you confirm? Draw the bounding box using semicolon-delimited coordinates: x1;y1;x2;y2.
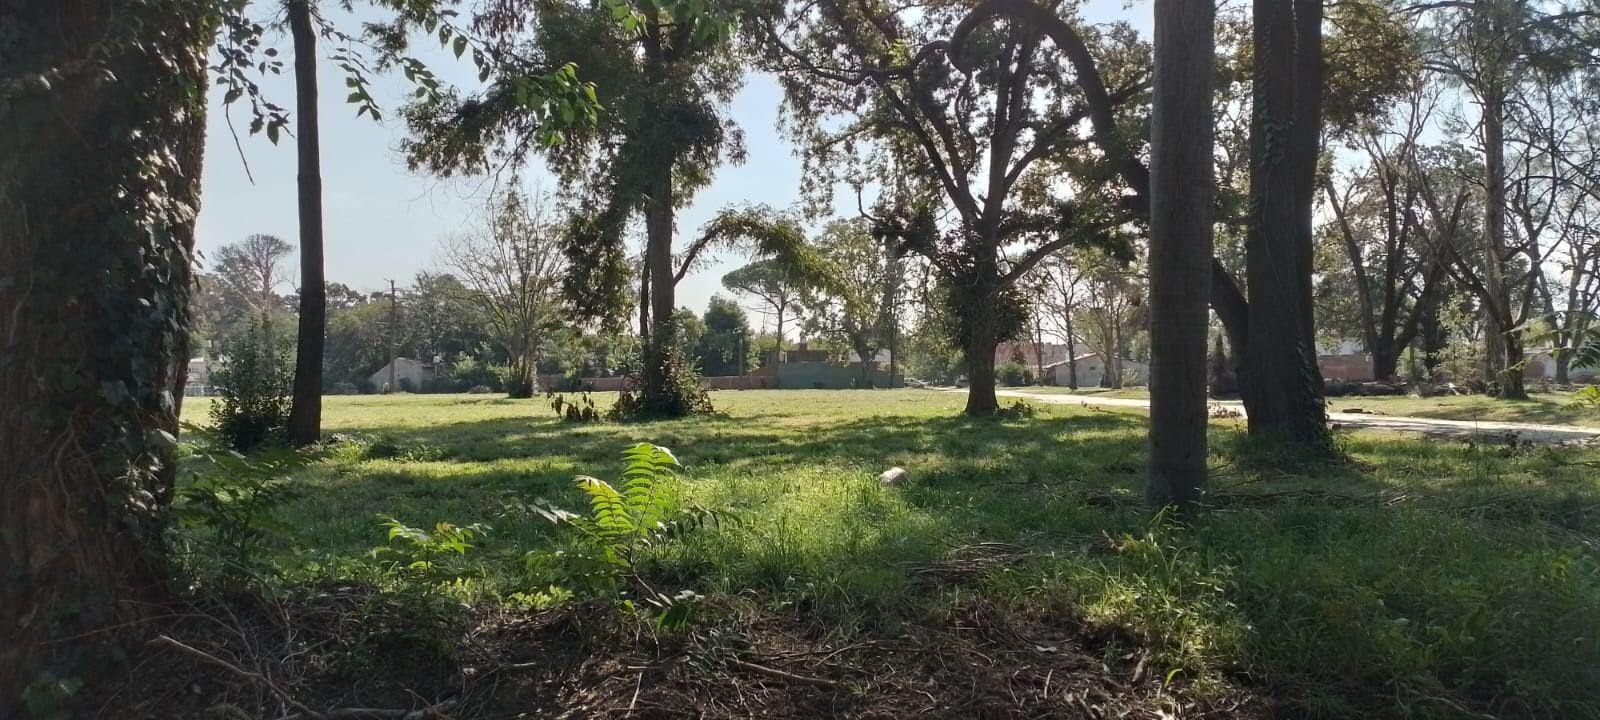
274;395;1600;719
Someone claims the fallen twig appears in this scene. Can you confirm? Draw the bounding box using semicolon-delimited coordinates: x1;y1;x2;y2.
728;658;838;689
151;635;457;720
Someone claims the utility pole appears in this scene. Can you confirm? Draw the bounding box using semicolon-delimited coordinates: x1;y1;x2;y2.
387;278;398;393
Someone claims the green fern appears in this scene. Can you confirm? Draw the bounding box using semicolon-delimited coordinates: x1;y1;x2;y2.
528;443;733;618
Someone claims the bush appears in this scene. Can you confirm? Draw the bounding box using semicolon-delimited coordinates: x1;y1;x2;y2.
610;345;713;420
449;355;504;393
997;361;1035;386
467;384;492;394
171;436;308;583
211;322;293;451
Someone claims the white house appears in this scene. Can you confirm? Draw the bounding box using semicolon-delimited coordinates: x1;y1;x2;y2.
369;357;438;392
1045;352;1149;387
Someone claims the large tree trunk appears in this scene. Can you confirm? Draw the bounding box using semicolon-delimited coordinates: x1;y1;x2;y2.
1240;0;1329;445
1147;0;1214;509
965;316;1000;416
0;0;211;703
642;164;676;407
1479;87;1528;399
288;0;326;446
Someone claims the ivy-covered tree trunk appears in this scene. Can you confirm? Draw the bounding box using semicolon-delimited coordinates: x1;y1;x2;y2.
0;0;211;702
1240;0;1329;445
287;0;328;446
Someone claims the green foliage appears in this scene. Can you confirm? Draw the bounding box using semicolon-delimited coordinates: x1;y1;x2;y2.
171;435;308;582
448;354;505;392
210;320;293;451
610;343;715;420
526;443;726;626
996;362;1036;386
695;295;757;376
371;516;492;599
1572;386;1600;408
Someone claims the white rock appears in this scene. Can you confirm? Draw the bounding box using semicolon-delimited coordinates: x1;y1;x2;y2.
877;467;910;486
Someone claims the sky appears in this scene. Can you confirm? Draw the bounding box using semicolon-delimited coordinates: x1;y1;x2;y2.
195;0;1149;331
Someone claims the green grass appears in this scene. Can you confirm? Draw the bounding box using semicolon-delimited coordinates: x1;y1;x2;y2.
1325;392;1599;426
182;391;1600;718
992;385;1600;426
1001;385;1152;399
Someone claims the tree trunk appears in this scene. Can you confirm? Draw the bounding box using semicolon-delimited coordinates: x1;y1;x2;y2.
965;315;1000;416
0;0;210;702
287;0;326;446
775;304;786;363
638;261;651;343
1556;353;1571;385
1372;335;1400;382
1501;324;1528;398
1065;311;1079;388
642;163;677;407
1147;0;1214;509
1240;0;1328;445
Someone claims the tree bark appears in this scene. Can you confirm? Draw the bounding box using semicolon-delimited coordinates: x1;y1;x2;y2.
643;163;676;405
1240;0;1329;445
1147;0;1214;509
0;0;211;702
965;308;1000;416
287;0;326;446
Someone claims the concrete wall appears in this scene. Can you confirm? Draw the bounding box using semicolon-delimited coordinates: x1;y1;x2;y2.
1049;357;1148;387
1318;353;1375;382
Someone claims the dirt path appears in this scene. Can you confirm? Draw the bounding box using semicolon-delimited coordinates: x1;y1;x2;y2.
957;388;1600;444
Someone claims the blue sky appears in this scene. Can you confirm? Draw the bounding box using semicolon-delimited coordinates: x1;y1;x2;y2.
195;0;1148;328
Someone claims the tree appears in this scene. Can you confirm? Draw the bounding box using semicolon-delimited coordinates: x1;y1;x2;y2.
1034;253;1086;389
722;259;806;359
1321;88;1451;380
1417;0;1599;397
696;296;757;376
766;0;1138;415
214;233;294;323
1146;0;1214;508
442;191;567;398
791;218;906;385
399;0;740;415
287;0;327;446
1078;253;1144;389
1237;0;1330;445
1;0;212;700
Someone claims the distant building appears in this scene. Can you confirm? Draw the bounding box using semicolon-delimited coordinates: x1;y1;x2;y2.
1044;352;1149;387
184;357;213;396
369;357;438;393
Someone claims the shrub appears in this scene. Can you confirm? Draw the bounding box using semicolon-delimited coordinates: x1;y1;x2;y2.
171;433;307;582
997;361;1035;386
467;384;492;394
609;346;714;420
449;355;504;392
211;322;293;451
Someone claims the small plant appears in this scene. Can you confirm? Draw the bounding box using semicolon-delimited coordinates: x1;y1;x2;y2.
171;431;307;581
370;516;492;599
527;443;728;626
210;320;293;451
548;390;601;422
1570;385;1600;408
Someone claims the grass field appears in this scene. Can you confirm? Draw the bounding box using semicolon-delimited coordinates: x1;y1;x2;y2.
1002;386;1600;426
174;390;1600;718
